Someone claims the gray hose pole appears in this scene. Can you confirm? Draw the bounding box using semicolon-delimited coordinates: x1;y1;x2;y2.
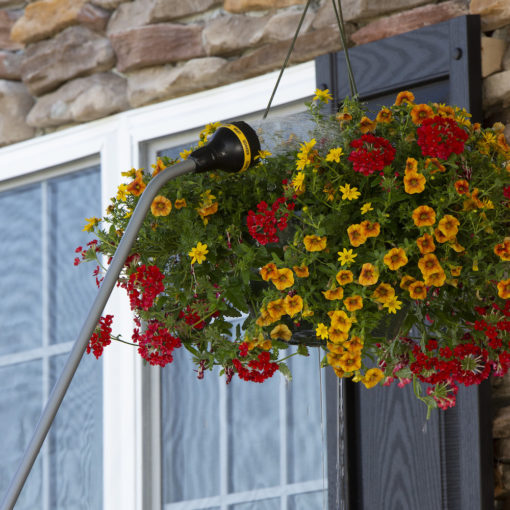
0;158;196;510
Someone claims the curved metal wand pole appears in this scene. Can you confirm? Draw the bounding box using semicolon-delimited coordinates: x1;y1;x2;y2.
0;158;196;510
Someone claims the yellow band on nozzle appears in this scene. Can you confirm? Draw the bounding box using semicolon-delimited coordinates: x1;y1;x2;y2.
222;123;252;172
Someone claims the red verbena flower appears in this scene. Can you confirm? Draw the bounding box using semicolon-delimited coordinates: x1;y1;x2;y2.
416;116;468;160
87;315;114;359
348;134;395;176
122;264;165;311
132;320;181;367
247;196;294;245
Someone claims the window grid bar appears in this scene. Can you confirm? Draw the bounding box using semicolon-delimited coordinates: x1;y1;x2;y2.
163;479;327;510
41;180;50;510
219;361;228;510
0;342;75;368
279;374;287;510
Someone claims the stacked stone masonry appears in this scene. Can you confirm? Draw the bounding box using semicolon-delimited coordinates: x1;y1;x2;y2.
0;0;510;506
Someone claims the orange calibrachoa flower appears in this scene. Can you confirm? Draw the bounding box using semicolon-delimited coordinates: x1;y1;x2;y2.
323;287;344;300
270;324;292;341
408;281;427;300
328;310;352;332
425;270;446;287
304;235;327;252
372;283;395;303
400;275;416;290
360;220;380;238
197;201;218;224
328;325;349;344
418;253;442;277
267;299;285;321
256;308;274;326
344;295;363;311
336;270;354;286
497;279;510;299
151;158;166;176
284;294;303;317
454;180;470;195
151;195;172;216
412;205;436;227
434;227;449;244
344;336;363;353
347;224;367;246
404;172;426;194
405;157;418;173
376;107;392;123
328;342;344;354
494;240;510;261
336;111;352;122
425;158;446;174
174;198;187;209
411;104;434;125
416;233;436;254
394;90;414;105
359;263;379;286
260;262;278;281
271;268;294;291
383;247;408;270
359;116;377;133
450;266;462;277
339;352;362;372
437;215;460;240
126;170;146;196
362;368;384;389
293;265;310;277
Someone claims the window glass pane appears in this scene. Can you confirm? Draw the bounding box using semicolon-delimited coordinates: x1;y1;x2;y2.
0;185;42;355
228;375;280;493
287;348;324;484
48;352;103;509
288;491;325;509
229;498;280;510
49;167;101;345
161;347;220;503
0;360;43;510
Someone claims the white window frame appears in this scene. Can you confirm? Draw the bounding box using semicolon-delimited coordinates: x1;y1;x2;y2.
0;61;316;510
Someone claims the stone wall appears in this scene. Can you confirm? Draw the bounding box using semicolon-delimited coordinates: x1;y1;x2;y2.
0;0;510;502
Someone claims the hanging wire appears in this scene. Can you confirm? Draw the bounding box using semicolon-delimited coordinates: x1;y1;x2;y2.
331;0;358;97
318;348;327;510
262;0;313;120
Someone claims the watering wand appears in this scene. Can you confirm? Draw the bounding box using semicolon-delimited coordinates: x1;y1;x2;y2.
0;121;261;510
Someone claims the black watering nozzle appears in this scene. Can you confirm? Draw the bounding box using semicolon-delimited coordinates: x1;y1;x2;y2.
190;121;261;174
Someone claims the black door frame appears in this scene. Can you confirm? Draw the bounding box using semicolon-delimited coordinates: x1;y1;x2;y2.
317;15;493;510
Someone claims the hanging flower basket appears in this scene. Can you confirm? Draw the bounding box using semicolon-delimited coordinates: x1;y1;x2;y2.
79;90;510;412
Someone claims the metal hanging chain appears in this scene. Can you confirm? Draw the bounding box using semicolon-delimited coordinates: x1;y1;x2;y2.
331;0;358;97
262;0;313;120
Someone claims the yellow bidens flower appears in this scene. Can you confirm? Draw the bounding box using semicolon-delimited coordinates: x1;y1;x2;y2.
362;368;384;389
126;170;146;196
339;183;361;201
408;281;427;300
325;147;344;163
383;296;402;314
323;287;344;300
296;139;317;170
412;205;436;227
404;172;426;194
497;278;510;299
270;324;292;341
338;248;357;266
347;224;367;247
344;295;363;311
83;216;100;232
271;268;295;291
151;195;172;217
372;283;395;304
313;88;332;103
336;270;354;286
256;150;272;160
116;183;128;201
292;171;305;194
361;202;373;214
316;323;329;339
188;241;209;264
304;235;327;252
284;294;303;317
383;247;408;271
359;263;379;286
394;90;415;105
174;198;187;209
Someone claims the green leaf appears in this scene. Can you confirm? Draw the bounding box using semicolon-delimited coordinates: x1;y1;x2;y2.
278;363;292;381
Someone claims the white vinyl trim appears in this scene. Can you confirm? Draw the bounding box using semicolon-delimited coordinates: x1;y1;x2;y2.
0;60;316;510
